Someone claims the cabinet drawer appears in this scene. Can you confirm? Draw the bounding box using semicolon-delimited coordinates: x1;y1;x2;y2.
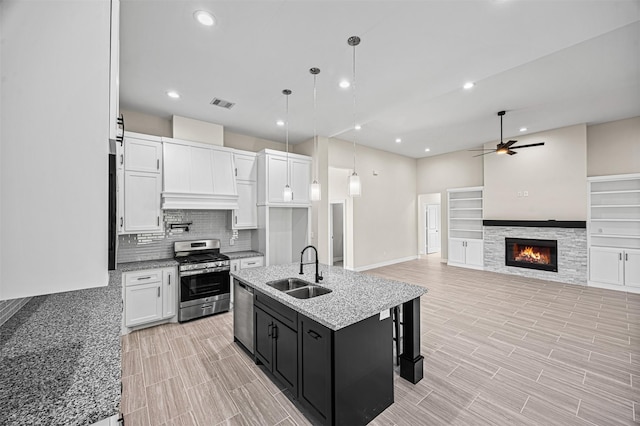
255;290;297;330
240;256;263;269
124;269;162;286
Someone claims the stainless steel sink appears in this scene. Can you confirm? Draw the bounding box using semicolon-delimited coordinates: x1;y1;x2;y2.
285;285;332;299
267;278;312;292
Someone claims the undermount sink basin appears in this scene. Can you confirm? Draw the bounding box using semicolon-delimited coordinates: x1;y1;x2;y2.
267;278;312;292
285;285;332;299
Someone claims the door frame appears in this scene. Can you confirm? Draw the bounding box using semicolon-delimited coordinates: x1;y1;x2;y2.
328;200;346;266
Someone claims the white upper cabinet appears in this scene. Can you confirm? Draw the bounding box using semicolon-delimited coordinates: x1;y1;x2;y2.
235;153;257;181
161;138;238;210
125;134;162;173
231;151;258;229
258;150;312;207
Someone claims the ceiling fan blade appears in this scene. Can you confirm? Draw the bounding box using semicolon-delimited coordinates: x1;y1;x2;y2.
467;148;496;151
510;142;545;149
473;151;496;157
507;150;517;155
503;140;517;148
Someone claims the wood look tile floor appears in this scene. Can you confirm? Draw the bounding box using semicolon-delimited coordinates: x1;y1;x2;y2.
121;255;640;425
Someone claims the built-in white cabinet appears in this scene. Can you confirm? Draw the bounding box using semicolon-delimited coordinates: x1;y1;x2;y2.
230;151;258;229
124;267;176;328
588;174;640;290
257;150;312;206
447;187;484;270
162;138;238;210
118;132;163;234
230;255;264;307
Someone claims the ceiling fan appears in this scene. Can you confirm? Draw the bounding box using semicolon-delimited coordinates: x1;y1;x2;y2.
470;111;545;157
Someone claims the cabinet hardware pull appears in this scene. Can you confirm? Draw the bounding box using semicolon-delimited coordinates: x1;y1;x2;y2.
138;276;151;280
235;168;237;176
620;253;623;261
235;216;238;224
272;325;278;339
247;262;256;265
157;216;160;226
267;323;273;337
307;329;321;340
120;217;123;227
625;253;628;261
157;159;160;170
120;154;123;165
157;287;160;297
168;274;171;285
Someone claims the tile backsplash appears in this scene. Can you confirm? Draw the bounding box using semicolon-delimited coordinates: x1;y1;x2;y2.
117;210;254;263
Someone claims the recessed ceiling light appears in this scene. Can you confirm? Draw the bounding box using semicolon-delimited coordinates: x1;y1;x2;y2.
520;127;527;132
395;138;402;143
194;10;215;26
339;80;351;89
354;124;361;130
424;148;430;152
276;120;284;126
166;91;180;99
463;82;475;90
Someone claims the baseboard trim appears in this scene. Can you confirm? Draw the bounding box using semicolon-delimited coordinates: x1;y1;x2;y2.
588;281;640;294
355;255;419;272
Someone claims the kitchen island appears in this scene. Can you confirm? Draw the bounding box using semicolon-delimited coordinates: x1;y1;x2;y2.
231;262;427;426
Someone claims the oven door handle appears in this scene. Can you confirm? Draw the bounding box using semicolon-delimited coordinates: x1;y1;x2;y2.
180;268;230;277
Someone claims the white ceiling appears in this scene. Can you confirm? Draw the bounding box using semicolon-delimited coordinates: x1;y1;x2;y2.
119;0;640;159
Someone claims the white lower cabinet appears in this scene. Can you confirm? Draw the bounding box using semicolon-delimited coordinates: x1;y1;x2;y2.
230;256;263;307
590;247;640;288
448;238;484;269
124;267;176;328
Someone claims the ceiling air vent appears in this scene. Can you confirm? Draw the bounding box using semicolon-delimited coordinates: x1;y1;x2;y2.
210;97;235;109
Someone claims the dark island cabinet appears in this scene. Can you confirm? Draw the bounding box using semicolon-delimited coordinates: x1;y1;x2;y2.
254;291;298;396
298;313;393;426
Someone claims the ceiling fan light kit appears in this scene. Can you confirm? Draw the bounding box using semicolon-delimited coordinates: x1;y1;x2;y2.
470;110;545;157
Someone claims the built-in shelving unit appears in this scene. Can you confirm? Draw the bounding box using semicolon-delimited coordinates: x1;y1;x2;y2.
447;186;484;270
588;174;640;291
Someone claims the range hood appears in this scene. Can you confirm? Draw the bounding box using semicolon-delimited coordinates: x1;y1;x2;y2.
161;137;239;211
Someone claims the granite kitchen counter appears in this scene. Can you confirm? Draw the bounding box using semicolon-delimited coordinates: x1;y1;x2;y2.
117;257;178;271
224;250;264;260
0;271;122;425
231;263;427;331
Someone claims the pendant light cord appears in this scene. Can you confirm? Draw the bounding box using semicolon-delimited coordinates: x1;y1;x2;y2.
285;90;290;186
313;73;318;181
351;40;357;174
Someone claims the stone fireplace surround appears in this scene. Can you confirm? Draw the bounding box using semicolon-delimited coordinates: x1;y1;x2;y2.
483;220;587;286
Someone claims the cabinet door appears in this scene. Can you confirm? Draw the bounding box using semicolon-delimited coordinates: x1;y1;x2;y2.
125;138;161;173
117;168;125;234
230;260;241;274
448;239;466;264
290;158;311;204
590;247;624;285
272;319;298;394
190;146;215;194
624;249;640;287
267;156;288;203
255;307;274;370
162;268;176;318
299;316;332;422
124;171;162;233
163;142;191;193
234;181;257;229
465;239;484;267
240;256;263;269
235;154;256;181
212;150;237;195
125;282;162;327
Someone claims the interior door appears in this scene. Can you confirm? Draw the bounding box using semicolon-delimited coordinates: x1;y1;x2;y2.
426;204;441;254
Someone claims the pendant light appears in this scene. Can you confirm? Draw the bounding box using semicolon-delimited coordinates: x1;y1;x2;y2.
282;89;293;202
309;67;321;201
347;36;361;197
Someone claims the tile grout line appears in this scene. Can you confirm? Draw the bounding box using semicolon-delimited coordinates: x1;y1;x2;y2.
520;395;530;414
575;398;582;416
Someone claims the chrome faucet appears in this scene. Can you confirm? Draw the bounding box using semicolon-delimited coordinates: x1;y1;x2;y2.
299;245;323;283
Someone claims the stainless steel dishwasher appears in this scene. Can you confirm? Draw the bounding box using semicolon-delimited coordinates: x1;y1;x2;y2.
233;278;254;354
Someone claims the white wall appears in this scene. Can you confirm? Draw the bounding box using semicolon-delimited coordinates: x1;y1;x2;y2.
587;116;640;177
417;150;484;260
328;138;417;270
484;124;587;220
121;109;172;137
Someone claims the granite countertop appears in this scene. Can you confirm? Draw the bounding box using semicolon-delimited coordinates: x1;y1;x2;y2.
224;250;264;260
117;258;178;272
232;263;427;331
0;271;122;425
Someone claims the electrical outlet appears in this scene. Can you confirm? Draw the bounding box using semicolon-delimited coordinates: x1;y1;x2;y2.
230;238;235;246
524;191;529;197
517;191;522;197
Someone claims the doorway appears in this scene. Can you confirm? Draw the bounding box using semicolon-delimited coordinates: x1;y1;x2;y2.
329;201;345;266
425;203;441;254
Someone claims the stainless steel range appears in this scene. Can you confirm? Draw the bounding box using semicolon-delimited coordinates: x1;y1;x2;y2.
174;239;231;322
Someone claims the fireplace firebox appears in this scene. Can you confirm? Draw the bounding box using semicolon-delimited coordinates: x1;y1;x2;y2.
505;238;558;272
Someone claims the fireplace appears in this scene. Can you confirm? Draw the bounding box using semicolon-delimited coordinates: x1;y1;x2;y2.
505;238;558;272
